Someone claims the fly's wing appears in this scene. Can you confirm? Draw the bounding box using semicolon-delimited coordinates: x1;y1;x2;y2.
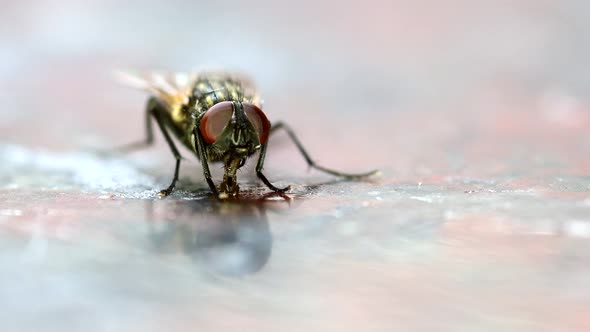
115;69;263;109
114;70;196;111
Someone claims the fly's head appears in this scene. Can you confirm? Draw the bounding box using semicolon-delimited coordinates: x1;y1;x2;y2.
197;101;271;197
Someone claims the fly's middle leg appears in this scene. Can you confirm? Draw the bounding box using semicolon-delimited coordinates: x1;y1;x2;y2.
255;142;291;193
110;97;183;197
151;109;183;198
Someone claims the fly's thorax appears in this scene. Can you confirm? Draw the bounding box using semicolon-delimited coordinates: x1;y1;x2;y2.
191;74;260;111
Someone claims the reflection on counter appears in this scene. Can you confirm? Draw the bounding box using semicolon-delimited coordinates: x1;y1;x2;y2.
145;194;294;276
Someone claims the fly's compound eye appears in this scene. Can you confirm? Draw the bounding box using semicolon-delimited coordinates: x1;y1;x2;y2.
243;103;271;144
200;101;234;144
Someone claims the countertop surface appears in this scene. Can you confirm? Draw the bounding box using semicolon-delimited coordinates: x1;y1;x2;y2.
1;1;589;331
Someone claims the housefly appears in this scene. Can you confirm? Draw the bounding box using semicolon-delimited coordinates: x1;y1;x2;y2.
116;71;378;198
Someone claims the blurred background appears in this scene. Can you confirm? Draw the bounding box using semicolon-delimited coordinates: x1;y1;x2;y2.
1;1;589;331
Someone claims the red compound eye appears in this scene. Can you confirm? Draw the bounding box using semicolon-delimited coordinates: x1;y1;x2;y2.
200;101;234;144
243;102;271;144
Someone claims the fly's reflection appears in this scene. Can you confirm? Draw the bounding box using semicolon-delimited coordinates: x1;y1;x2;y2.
145;194;293;276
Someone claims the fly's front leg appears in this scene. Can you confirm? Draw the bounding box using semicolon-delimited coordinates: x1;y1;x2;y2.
193;127;219;196
256;142;291;193
270;122;380;178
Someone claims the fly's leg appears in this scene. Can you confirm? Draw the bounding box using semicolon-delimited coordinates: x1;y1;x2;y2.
270;122;380;178
146;100;183;197
193;128;219;196
115;97;158;152
256;142;291;193
109;97;182;197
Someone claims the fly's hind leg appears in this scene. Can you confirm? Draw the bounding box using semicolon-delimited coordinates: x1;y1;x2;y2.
269;122;380;179
114;97;158;153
